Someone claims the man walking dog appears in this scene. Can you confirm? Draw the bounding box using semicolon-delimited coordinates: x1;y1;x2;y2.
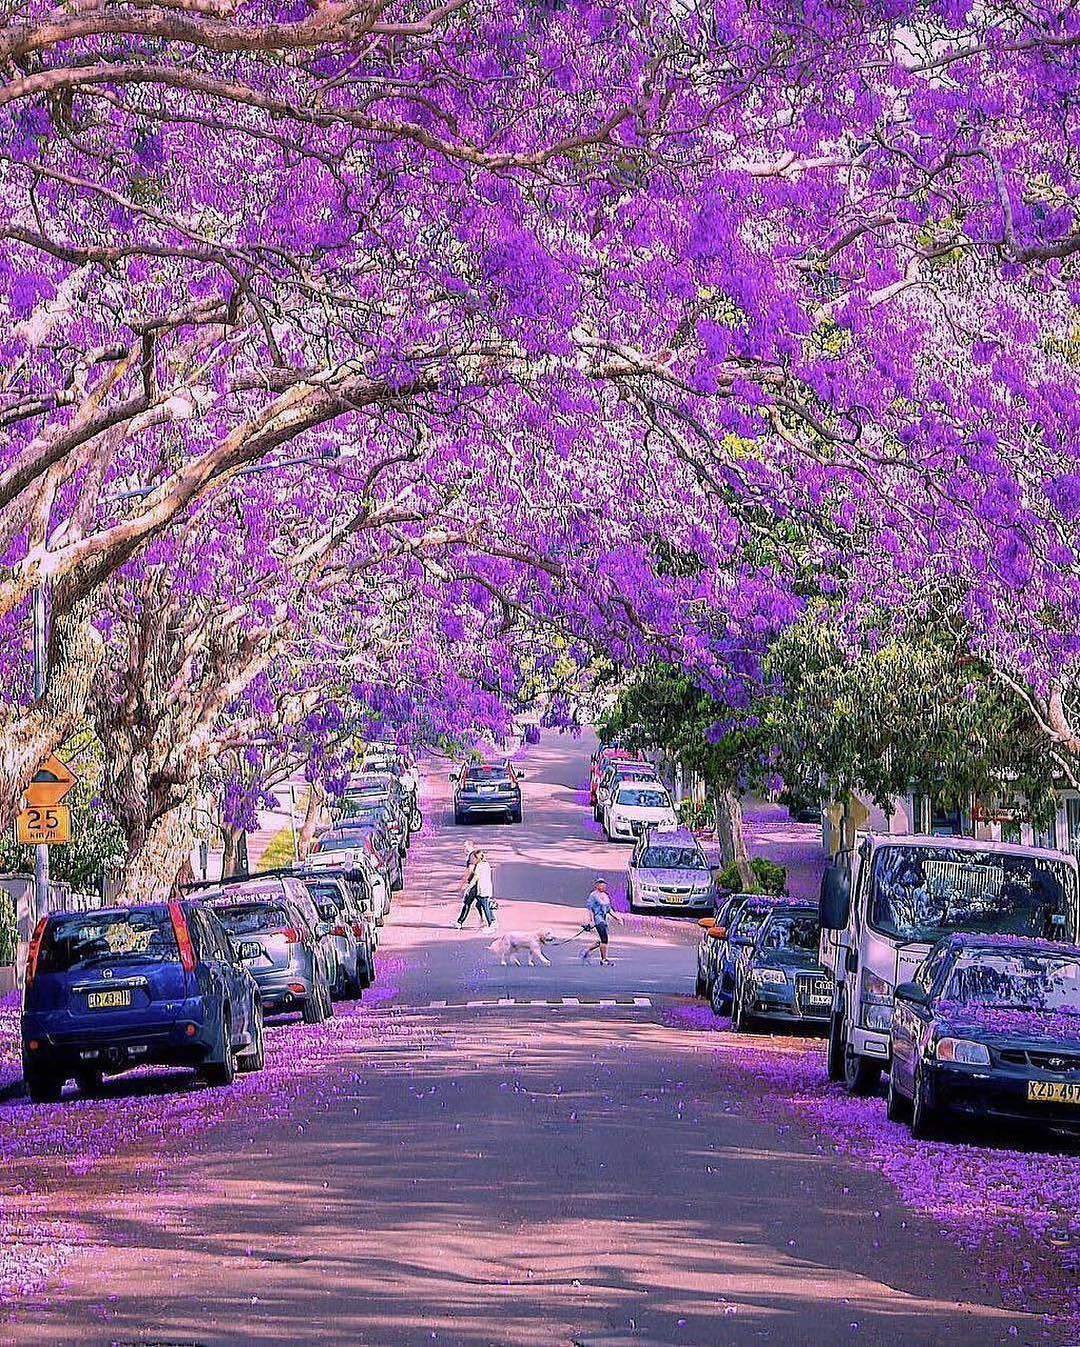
581;877;621;965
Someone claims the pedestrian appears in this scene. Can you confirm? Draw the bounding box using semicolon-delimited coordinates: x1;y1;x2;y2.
455;849;497;929
581;877;621;965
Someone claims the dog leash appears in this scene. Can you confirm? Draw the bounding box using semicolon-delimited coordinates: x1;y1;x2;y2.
550;923;593;947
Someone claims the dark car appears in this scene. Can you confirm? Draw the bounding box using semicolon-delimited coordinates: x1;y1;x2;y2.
314;819;403;893
303;872;376;997
452;761;523;824
889;934;1080;1140
21;901;264;1102
730;904;833;1032
340;775;414;854
694;892;746;998
194;877;336;1024
709;895;787;1015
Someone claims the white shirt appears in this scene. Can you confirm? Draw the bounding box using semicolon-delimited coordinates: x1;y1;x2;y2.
473;858;494;899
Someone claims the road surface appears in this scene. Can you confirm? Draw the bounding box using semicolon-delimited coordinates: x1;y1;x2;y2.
4;732;1060;1346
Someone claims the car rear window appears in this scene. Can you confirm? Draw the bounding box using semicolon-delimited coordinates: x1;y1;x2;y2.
211;902;291;935
39;908;179;973
307;883;344;911
464;766;511;782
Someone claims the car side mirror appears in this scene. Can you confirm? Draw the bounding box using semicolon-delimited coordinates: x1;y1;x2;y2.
706;926;726;941
894;981;928;1006
448;773;457;782
697;916;717;930
819;866;851;930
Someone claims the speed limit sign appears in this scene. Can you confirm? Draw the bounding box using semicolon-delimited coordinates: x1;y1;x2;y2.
16;804;72;845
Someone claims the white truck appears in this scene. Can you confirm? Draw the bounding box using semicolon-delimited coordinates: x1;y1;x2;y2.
819;833;1080;1093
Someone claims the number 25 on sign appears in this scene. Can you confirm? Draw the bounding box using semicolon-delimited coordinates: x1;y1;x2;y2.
16;805;71;845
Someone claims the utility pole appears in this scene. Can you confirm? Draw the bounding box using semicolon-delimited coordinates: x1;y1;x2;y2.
31;582;49;924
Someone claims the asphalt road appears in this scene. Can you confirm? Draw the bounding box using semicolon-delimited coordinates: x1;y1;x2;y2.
6;732;1057;1346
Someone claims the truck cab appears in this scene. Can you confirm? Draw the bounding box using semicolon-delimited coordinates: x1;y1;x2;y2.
819;833;1079;1094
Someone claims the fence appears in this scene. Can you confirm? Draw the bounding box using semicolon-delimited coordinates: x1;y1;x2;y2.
0;874;105;992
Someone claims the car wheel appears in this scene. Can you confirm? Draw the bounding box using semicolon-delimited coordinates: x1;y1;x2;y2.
709;976;730;1018
302;984;324;1024
886;1064;910;1123
910;1065;940;1140
321;977;335;1020
75;1068;104;1097
454;809;464;826
510;808;522;824
24;1064;63;1104
201;1010;236;1087
238;1002;265;1073
827;1007;846;1082
843;1038;882;1096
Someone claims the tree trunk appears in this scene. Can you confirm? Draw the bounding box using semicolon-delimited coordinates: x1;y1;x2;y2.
120;801;196;906
221;824;248;878
0;601;103;834
296;783;324;861
715;786;754;890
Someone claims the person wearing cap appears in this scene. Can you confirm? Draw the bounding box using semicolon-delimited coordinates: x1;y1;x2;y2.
581;877;621;965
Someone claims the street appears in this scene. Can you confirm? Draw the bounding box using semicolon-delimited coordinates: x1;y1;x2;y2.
1;733;1072;1346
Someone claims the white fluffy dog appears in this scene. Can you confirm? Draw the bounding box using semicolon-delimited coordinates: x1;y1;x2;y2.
489;930;559;966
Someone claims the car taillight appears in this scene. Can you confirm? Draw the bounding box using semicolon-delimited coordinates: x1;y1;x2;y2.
332;924;346;937
281;927;302;943
352;922;364;938
168;902;197;972
24;917;47;992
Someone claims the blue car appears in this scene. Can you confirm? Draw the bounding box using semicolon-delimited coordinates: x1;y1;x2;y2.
21;901;265;1103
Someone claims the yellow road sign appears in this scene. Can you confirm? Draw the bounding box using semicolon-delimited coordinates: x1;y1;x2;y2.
16;804;72;845
25;755;77;809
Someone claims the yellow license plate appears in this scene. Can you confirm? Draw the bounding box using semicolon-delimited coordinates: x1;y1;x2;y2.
86;989;131;1010
1027;1080;1080;1105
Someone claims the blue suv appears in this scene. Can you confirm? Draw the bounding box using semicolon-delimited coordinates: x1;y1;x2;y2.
21;901;264;1102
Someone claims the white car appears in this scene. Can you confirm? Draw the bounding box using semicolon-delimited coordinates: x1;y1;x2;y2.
602;783;678;842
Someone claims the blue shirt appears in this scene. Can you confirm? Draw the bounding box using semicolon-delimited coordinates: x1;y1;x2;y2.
587;890;612;925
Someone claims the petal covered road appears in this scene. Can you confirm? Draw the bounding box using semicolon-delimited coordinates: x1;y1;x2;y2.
2;733;1074;1346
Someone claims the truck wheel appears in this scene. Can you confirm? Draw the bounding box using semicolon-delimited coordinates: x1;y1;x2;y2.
827;1008;846;1081
844;1039;882;1096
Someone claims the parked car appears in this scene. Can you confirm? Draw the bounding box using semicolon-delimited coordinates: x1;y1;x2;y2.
589;747;639;806
694;893;748;998
627;827;714;913
594;761;659;822
304;844;391;926
602;782;677;842
21;901;264;1102
452;761;523;824
340;774;415;851
709;894;786;1014
313;820;403;893
730;903;833;1032
194;876;337;1023
889;934;1080;1140
360;752;419;808
301;872;375;996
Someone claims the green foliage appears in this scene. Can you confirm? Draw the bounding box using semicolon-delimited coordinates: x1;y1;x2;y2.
0;730;126;894
716;857;788;895
258;825;296;872
765;607;1060;822
677;796;714;831
0;890;16;965
599;662;771;794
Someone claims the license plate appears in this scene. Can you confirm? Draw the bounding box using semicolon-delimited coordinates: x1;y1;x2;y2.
1027;1080;1080;1105
807;994;831;1008
239;941;263;960
86;989;131;1010
479;785;496;794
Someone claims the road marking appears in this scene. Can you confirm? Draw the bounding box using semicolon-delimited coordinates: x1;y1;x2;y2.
423;997;653;1010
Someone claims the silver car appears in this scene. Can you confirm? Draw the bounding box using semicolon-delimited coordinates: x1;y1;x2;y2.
627;827;715;913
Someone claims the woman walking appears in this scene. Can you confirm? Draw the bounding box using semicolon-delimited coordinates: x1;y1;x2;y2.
456;849;497;929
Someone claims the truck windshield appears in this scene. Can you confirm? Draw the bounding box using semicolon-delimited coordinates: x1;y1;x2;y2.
868;845;1073;943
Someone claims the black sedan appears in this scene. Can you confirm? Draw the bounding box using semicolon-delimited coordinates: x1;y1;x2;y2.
452;761;523;824
730;903;833;1032
889;933;1080;1140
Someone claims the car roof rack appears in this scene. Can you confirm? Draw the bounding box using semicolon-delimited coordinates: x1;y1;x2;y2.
182;870;296;892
